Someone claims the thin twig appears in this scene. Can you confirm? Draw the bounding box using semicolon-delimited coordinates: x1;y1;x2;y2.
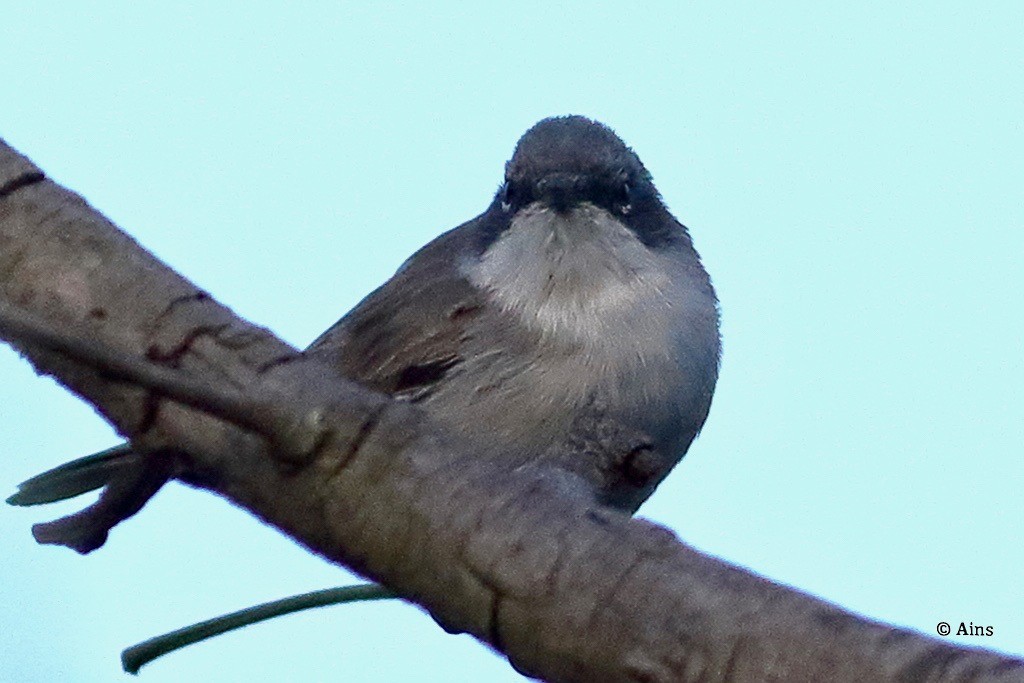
121;583;396;674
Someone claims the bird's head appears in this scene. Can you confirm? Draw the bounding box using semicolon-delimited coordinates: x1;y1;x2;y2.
486;116;679;249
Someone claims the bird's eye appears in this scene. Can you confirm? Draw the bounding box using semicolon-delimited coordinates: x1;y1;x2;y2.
500;182;513;212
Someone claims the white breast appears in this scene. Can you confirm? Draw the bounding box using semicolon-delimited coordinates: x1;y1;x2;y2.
463;204;685;406
467;204;672;339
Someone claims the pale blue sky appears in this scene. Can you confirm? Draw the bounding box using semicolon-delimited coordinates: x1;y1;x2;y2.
2;4;1022;681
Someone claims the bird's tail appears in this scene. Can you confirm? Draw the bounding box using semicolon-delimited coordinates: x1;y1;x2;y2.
6;443;139;506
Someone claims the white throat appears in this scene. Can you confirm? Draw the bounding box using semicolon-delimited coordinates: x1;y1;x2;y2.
465;203;673;344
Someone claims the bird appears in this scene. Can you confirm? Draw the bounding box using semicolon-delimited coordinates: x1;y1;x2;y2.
9;115;721;516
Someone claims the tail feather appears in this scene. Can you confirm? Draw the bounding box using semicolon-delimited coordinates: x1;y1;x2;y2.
7;444;138;506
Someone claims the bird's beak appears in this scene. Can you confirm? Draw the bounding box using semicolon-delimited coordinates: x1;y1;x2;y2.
536;172;586;214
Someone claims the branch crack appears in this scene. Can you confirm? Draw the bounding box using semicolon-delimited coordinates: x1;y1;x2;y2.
325;401;388;483
0;171;45;200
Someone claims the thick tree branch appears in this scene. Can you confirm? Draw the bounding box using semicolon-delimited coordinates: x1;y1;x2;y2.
2;138;1021;682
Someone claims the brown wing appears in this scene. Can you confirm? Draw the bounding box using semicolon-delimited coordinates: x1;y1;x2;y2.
305;221;486;401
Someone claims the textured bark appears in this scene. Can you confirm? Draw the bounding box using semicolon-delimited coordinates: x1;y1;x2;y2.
1;138;1021;682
